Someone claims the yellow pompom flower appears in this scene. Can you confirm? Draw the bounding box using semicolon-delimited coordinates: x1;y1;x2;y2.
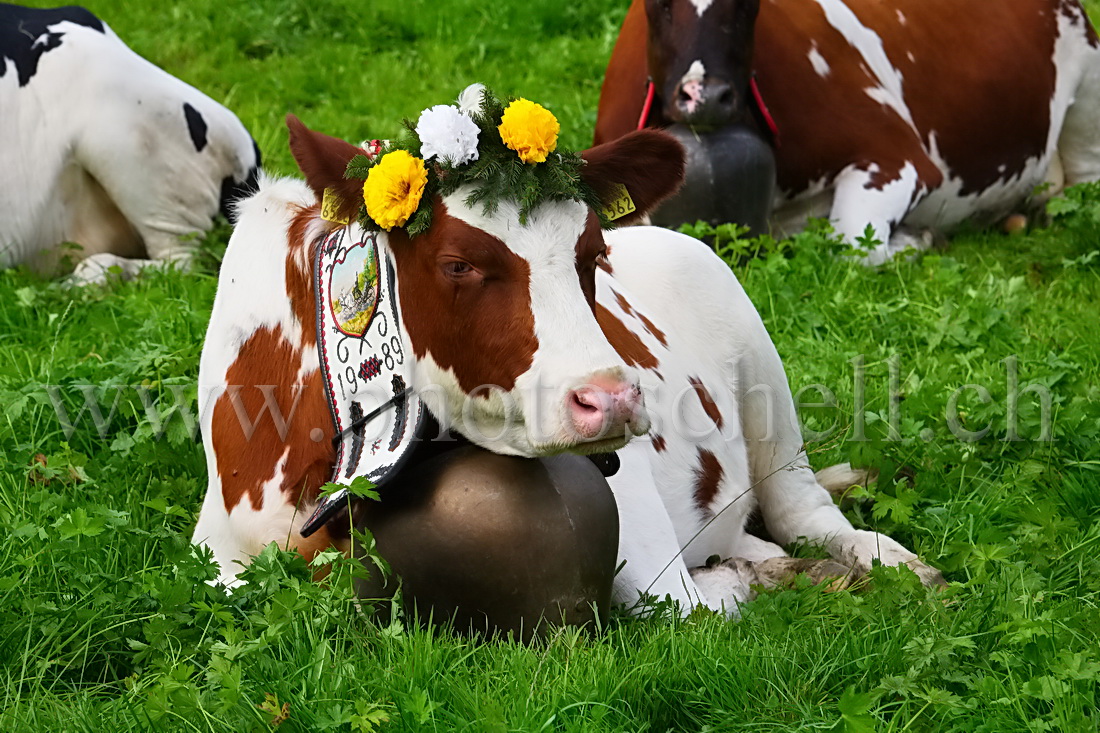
363;150;428;230
498;99;560;164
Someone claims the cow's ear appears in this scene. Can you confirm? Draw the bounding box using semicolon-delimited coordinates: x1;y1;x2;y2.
286;114;365;223
580;129;685;226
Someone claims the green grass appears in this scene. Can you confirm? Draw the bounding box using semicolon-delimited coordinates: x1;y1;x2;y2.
3;0;1100;730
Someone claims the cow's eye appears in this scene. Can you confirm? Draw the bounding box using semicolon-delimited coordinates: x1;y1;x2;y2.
442;259;475;279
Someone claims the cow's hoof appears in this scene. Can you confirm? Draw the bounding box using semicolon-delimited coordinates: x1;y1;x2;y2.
1003;213;1029;235
835;530;946;589
905;558;948;588
69;253;130;286
815;462;877;509
752;557;854;592
689;559;759;615
862;228;935;266
353;446;619;642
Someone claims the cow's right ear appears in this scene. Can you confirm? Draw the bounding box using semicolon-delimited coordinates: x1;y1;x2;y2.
286;114;365;223
580;129;686;226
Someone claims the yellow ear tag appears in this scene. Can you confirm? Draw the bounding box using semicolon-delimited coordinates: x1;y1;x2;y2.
601;183;636;222
321;188;351;225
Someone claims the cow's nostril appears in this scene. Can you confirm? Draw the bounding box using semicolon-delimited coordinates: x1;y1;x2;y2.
718;88;734;107
571;391;599;414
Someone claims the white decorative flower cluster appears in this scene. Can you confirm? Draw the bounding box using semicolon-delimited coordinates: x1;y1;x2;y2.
456;83;486;116
415;94;481;167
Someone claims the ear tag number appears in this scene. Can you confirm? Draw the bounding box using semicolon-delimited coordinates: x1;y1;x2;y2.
601;183;636;222
322;188;351;225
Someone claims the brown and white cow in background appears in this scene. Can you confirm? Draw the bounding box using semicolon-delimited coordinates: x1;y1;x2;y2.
596;0;1100;264
192;114;942;615
0;4;260;283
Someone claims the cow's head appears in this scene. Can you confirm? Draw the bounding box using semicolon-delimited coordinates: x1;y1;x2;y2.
287;109;684;457
645;0;760;127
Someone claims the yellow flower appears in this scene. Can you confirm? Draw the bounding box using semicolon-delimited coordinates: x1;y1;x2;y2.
363;150;428;230
498;99;559;164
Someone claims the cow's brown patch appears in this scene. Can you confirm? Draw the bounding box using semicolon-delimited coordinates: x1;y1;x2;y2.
693;449;724;512
651;434;667;452
638;312;668;347
213;325;335;513
596;303;659;369
285;204;322;349
594;0;650;145
752;0;942;196
611;287;668;346
689;376;724;429
614;289;634;315
575;212;605;312
597;243;614;275
388;200;539;394
835;0;1057;193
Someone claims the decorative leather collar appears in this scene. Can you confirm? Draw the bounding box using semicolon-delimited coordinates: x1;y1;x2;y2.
301;223;425;537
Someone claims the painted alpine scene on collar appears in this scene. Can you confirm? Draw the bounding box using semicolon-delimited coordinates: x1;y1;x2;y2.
3;1;1100;730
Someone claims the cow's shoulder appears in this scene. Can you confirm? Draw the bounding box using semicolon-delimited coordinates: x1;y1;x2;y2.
200;176;334;518
594;225;750;383
203;177;321;390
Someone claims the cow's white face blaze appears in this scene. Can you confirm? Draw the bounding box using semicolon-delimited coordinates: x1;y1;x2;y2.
286;115;685;459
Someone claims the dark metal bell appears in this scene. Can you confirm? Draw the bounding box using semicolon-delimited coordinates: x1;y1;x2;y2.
353;446;619;642
650;124;776;236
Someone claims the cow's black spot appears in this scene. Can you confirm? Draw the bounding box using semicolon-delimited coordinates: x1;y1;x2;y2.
183;103;208;152
218;139;263;223
0;4;104;87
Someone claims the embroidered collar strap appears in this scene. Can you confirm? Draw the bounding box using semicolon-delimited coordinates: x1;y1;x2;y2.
300;223;425;537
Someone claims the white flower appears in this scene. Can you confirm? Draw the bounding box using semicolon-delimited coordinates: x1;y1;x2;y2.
415;105;480;166
457;83;486;116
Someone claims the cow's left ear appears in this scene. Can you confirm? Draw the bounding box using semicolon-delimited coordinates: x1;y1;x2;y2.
580;129;686;226
287;114;365;224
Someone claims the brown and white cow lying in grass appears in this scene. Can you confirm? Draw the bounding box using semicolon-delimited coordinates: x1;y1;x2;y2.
192;113;941;615
596;0;1100;264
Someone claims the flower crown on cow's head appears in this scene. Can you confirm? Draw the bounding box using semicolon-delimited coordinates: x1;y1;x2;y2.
340;85;609;236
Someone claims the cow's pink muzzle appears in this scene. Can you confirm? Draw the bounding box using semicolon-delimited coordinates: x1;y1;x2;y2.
567;376;644;441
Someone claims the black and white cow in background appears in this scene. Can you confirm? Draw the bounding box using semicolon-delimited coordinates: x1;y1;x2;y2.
0;3;261;283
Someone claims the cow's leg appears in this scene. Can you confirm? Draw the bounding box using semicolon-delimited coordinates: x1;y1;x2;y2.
1057;45;1100;187
69;252;185;285
740;333;944;586
609;441;753;616
750;452;942;586
830;163;930;266
69;110;219;281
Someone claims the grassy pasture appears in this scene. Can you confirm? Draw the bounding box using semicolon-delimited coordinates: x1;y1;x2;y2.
2;0;1100;730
